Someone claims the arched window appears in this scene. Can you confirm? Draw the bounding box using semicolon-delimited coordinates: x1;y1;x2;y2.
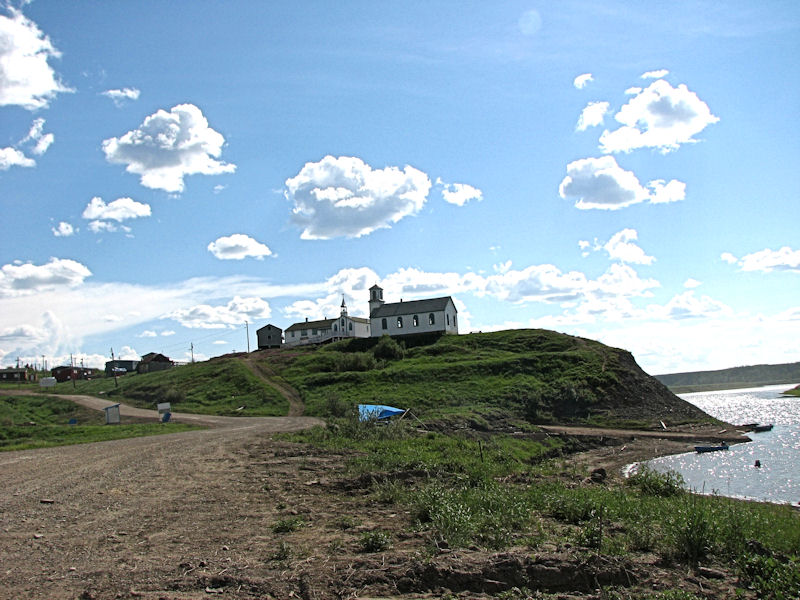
333;324;338;332
381;318;387;330
348;322;353;331
397;316;403;328
428;313;435;325
446;314;450;326
412;315;419;327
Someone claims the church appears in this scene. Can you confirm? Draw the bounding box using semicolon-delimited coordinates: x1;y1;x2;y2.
283;284;458;347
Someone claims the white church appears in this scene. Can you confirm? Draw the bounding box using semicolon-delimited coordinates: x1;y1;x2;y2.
283;284;458;347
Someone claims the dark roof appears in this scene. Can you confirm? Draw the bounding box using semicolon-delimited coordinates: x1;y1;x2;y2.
256;323;282;333
141;352;171;363
286;318;337;332
370;296;455;318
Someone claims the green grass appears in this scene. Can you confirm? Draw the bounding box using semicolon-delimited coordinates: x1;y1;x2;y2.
285;411;800;597
0;394;200;451
49;358;289;416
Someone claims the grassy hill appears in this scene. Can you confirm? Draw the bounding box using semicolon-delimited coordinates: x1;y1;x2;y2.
47;328;712;428
656;361;800;393
259;329;712;428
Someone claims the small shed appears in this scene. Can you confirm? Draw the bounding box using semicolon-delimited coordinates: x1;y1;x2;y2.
257;324;283;349
104;404;121;425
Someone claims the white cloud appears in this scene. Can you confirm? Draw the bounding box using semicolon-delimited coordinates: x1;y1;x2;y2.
729;246;800;273
599;79;719;154
161;330;175;336
573;73;593;89
602;228;655;264
0;9;71;110
207;234;273;260
82;196;151;222
117;345;140;361
212;340;228;345
21;118;53;155
518;9;542;36
138;330;157;338
485;264;590;304
101;87;140;106
88;220;126;233
102;103;236;193
0;257;91;296
624;87;642;96
285;155;431;239
641;69;669;79
683;278;702;289
657;291;733;320
51;221;74;237
166;296;271;329
595;263;659;298
440;180;483;206
576;101;610;131
0;146;34;169
559;156;685;210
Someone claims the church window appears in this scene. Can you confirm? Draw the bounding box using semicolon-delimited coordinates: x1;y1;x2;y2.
333;324;338;332
429;313;435;325
349;322;353;330
382;318;387;330
397;316;403;328
447;314;450;326
413;315;419;327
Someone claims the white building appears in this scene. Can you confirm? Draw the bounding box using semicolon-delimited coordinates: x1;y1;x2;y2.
368;284;458;337
284;299;370;347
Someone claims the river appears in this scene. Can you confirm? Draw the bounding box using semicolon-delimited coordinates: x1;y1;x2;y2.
644;383;800;505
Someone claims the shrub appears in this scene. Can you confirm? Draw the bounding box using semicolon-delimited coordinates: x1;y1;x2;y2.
738;553;800;599
272;516;304;533
163;387;185;404
372;335;404;360
626;466;685;497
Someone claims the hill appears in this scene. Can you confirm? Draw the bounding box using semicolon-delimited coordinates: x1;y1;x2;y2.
655;361;800;393
257;329;712;428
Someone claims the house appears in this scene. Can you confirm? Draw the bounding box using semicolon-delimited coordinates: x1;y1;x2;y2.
137;353;173;374
368;284;458;338
285;299;370;347
104;359;139;377
0;368;29;381
51;366;94;382
256;324;283;349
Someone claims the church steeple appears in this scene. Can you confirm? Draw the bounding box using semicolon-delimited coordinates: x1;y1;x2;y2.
340;296;348;317
368;284;384;316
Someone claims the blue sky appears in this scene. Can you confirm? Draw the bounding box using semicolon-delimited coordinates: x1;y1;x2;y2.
1;1;798;374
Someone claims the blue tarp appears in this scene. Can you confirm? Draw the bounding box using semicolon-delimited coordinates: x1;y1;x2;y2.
358;404;406;421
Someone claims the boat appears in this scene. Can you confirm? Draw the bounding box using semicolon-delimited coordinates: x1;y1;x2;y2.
694;443;729;453
753;424;773;433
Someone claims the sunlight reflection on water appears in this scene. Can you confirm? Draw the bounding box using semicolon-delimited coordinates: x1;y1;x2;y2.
644;384;800;504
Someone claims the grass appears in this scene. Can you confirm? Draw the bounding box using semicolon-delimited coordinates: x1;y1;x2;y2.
285;411;800;598
48;358;288;416
0;394;200;451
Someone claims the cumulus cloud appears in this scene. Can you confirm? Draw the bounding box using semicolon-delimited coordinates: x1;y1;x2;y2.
0;9;71;110
599;79;719;154
0;146;34;169
559;156;685;210
683;278;702;288
285;155;431;239
207;234;273;260
0;257;91;296
725;246;800;273
138;330;157;338
51;221;74;237
101;87;140;106
439;180;483;206
659;291;732;320
88;220;129;234
82;196;151;222
576;101;609;131
573;73;593;89
485;264;590;304
641;69;669;79
602;229;655;264
102;103;236;193
166;296;271;329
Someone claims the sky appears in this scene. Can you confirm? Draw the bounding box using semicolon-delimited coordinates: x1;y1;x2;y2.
1;1;798;375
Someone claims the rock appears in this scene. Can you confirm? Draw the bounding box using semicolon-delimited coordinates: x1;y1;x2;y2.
40;499;55;504
697;566;726;579
590;468;607;483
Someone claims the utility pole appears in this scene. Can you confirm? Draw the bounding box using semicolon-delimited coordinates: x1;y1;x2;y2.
111;347;118;387
190;343;194;363
70;353;76;389
245;321;250;353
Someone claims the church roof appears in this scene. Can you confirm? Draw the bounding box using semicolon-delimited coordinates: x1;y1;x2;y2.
370;296;455;318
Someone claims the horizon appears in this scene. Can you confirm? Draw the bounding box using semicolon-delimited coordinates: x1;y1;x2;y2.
1;2;798;375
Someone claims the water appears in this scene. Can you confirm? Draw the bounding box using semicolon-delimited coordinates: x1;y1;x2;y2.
644;383;800;505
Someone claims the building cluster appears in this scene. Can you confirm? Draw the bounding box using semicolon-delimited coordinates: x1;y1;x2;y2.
257;284;459;349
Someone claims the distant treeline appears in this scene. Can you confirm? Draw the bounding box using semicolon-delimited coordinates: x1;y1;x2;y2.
655;362;800;391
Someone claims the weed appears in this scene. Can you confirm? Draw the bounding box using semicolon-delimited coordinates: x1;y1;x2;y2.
269;541;291;561
272;516;304;533
359;530;392;553
737;552;800;599
627;466;685;497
